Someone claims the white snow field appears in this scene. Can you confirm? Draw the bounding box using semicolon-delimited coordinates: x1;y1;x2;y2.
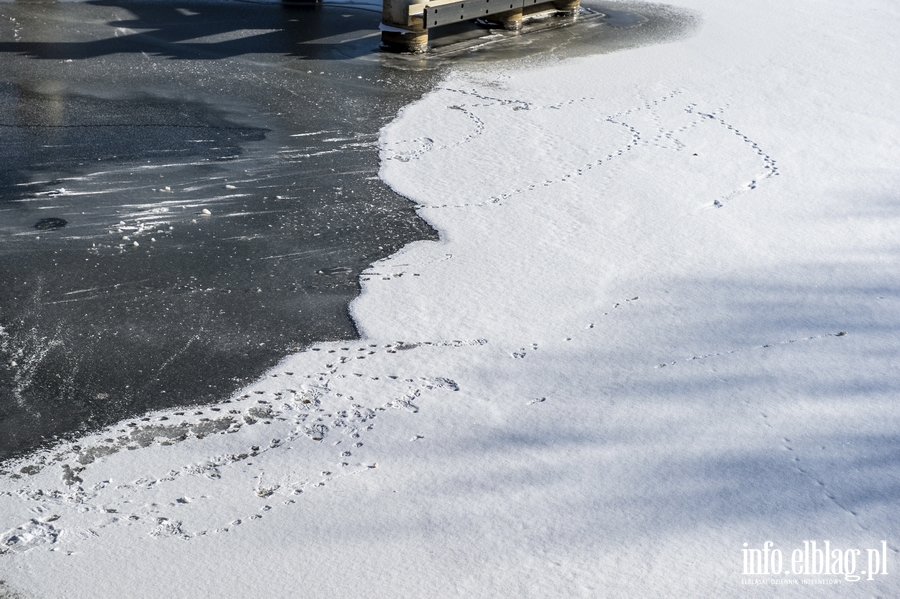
2;0;900;597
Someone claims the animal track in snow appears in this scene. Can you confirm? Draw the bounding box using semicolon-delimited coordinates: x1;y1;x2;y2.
773;436;896;537
1;335;469;548
683;104;780;207
654;331;848;369
412;91;686;209
0;518;59;554
386;87;779;212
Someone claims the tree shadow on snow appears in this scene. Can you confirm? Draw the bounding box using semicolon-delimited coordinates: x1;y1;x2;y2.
409;262;900;560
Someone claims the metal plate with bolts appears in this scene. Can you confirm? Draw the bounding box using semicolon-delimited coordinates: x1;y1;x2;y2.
424;0;525;28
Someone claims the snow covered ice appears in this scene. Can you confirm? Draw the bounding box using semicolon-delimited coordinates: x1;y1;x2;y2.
2;0;900;597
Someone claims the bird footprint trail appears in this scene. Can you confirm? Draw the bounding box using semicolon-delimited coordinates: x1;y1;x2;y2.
654;330;848;369
383;86;779;211
0;339;470;548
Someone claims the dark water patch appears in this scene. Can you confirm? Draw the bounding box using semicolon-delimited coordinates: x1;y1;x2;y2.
33;218;68;231
0;0;443;462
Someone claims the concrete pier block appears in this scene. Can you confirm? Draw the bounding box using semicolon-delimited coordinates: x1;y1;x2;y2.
380;0;577;53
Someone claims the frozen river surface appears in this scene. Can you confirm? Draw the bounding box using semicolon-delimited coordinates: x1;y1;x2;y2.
5;0;898;596
0;0;691;461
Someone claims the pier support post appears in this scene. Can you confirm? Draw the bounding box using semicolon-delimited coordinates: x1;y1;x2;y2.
381;27;429;52
493;7;524;30
381;0;429;52
551;0;579;15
